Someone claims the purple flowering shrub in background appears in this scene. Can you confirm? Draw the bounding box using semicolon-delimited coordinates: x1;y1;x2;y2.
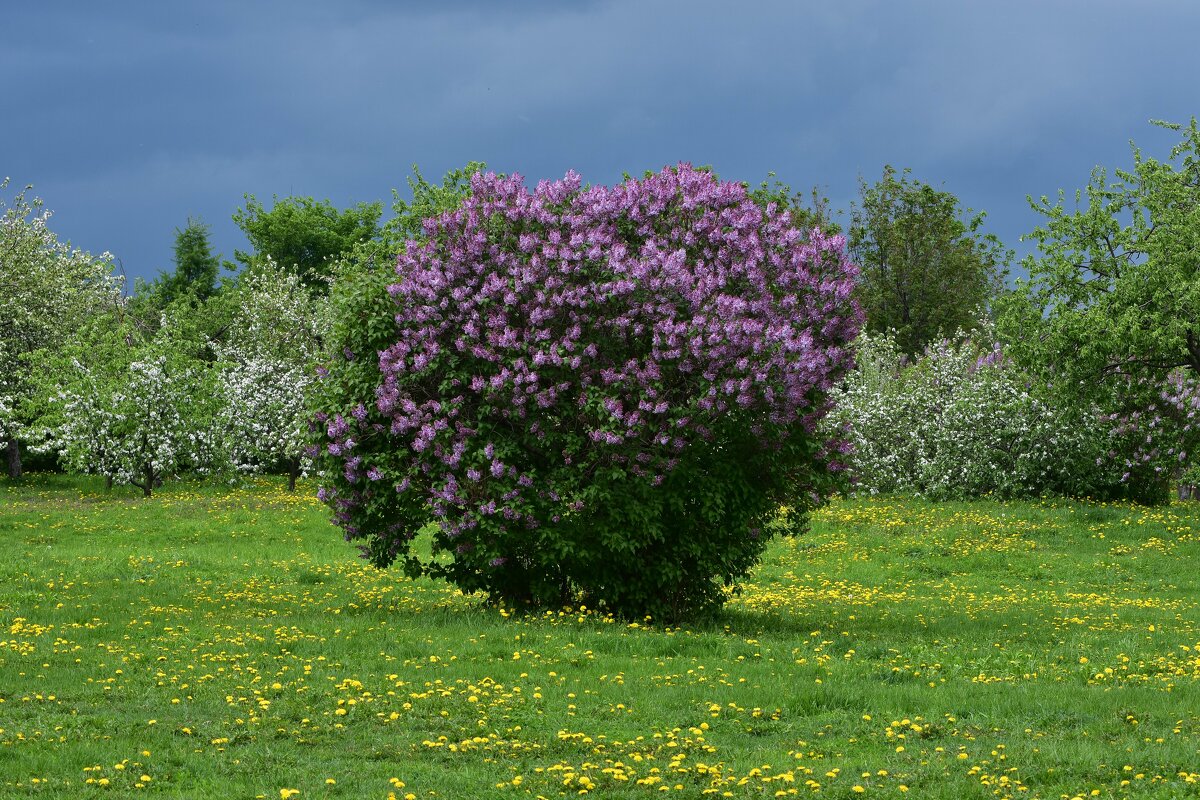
315;164;861;620
1096;370;1200;502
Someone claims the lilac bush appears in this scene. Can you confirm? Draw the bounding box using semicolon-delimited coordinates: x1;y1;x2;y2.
315;165;861;619
1097;370;1200;500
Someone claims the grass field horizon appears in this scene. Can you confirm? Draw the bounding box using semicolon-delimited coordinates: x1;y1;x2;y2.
2;474;1199;799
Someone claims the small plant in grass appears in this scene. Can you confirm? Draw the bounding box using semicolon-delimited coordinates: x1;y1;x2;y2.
315;164;861;620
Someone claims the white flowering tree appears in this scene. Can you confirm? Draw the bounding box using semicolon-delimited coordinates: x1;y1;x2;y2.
0;370;15;461
0;178;121;477
113;353;218;496
216;258;327;490
38;356;123;488
33;302;221;496
826;330;1119;499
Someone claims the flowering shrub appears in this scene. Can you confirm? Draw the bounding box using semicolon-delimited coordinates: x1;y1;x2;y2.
315;165;861;619
216;260;328;489
827;331;1131;500
1163;373;1200;489
829;329;1200;502
1096;370;1200;502
32;304;220;496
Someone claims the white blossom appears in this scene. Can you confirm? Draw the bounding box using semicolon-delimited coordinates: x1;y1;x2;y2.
826;330;1116;499
214;258;327;487
0;178;121;464
32;307;219;495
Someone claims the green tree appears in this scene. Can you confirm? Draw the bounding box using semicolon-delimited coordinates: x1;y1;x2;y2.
1004;119;1200;382
850;166;1010;356
998;119;1200;500
232;195;382;291
157;217;220;304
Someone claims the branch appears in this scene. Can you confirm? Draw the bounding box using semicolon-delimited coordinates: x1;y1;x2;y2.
1100;355;1192;376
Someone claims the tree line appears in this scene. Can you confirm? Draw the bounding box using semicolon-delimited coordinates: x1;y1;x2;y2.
4;119;1199;504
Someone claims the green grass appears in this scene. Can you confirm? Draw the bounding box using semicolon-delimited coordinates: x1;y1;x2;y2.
2;475;1200;799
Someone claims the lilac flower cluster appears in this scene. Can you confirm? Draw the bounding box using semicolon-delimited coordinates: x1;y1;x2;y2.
317;164;861;589
1101;370;1200;487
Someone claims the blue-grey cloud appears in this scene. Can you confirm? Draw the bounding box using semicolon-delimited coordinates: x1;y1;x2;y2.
5;0;1199;282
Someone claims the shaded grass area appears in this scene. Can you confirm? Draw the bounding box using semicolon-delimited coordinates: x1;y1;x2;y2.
1;474;1199;798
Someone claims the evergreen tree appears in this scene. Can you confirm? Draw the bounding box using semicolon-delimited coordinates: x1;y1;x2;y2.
158;217;220;305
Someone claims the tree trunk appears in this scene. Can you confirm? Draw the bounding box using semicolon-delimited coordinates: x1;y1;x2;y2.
5;439;20;479
105;474;114;491
287;460;299;492
1180;484;1197;501
131;464;154;498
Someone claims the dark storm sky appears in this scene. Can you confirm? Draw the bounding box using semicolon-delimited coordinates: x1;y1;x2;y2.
6;1;1198;285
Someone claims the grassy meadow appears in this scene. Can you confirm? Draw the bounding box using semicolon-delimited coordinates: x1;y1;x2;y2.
1;476;1199;799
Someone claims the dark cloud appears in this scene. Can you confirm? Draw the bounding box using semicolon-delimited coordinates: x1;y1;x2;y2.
5;0;1199;282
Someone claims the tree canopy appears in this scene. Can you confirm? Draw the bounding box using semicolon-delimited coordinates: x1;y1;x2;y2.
1004;119;1200;383
232;194;382;291
0;179;120;476
850;166;1009;355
